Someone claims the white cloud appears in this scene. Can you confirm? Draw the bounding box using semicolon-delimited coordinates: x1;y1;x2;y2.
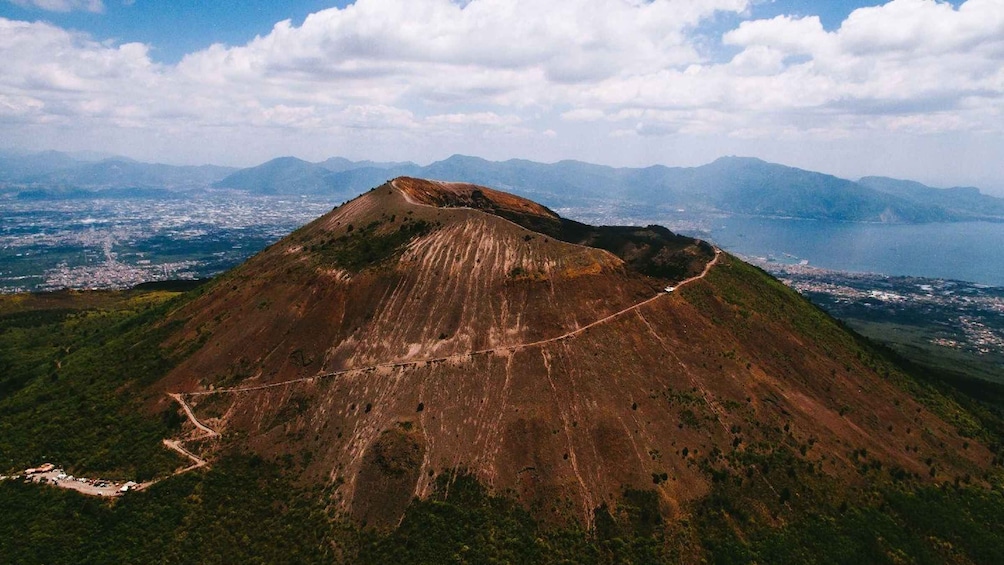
425;112;521;127
0;18;159;127
612;0;1004;136
561;108;606;122
724;14;830;56
6;0;103;13
0;0;1001;184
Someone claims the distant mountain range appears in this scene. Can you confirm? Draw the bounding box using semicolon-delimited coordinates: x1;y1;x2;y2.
858;176;1004;220
215;154;1003;223
0;150;236;194
3;150;1003;223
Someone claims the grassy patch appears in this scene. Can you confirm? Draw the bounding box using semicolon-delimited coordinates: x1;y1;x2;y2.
0;454;335;565
691;447;1004;564
0;291;195;478
310;219;434;272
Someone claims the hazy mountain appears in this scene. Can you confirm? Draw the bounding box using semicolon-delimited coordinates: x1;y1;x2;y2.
212;156;340;195
419;155;615;205
859;175;1004;220
27;158;235;190
317;156;417;172
407;155;959;222
0;150;83;182
214;156;422;195
326;163;424;194
214;156;425;196
0;151;234;191
322;155;985;222
8;149;1004;222
662;157;952;222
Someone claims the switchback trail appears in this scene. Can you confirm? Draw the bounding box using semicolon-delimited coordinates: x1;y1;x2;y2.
20;393;220;497
168;393;219;438
161;219;720;478
162;393;218;473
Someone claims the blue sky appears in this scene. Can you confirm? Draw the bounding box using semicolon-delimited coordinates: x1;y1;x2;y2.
0;1;352;63
0;0;1000;192
1;1;961;63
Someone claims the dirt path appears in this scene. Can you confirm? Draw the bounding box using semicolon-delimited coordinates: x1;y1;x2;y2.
163;224;721;481
168;392;219;438
162;393;218;472
26;193;721;496
162;439;209;471
183;248;720;397
519;248;720;348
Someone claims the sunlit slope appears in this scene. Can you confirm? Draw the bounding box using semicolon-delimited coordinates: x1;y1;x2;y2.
151;178;991;527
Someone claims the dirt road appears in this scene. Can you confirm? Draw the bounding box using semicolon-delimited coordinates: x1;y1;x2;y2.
184;248;721;397
162;235;721;481
168;392;219;438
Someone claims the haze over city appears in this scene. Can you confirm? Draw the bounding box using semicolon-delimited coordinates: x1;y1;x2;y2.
1;0;1003;193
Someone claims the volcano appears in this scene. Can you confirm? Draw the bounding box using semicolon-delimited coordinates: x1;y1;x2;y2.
152;177;991;528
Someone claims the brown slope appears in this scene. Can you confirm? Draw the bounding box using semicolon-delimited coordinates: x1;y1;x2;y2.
394;176;557;220
154;178;991;528
156;180;661;394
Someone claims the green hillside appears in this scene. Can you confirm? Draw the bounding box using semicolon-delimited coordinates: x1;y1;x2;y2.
2;278;1003;563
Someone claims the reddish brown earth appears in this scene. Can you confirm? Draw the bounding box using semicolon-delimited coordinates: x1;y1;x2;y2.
152;177;992;527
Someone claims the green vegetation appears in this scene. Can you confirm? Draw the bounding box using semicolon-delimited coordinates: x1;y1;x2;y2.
683;256;1004;453
0;290;194;479
309;218;434;271
2;260;1004;563
691;465;1004;564
5;452;1003;564
846;319;1004;385
0;454;334;564
583;225;714;280
515;213;715;282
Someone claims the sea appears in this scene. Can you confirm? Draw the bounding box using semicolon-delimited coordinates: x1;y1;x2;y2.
687;216;1004;287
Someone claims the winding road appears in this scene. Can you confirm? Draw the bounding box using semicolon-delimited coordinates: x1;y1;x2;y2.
162;393;218;471
21;198;723;497
158;247;721;480
181;248;721;397
159;181;723;478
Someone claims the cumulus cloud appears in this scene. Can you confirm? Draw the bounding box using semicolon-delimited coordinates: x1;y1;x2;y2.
705;0;1004;133
0;19;158;126
587;0;1004;137
425;112;521;127
0;0;1002;174
6;0;103;13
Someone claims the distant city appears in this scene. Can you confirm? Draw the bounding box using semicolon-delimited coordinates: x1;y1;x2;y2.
0;193;338;293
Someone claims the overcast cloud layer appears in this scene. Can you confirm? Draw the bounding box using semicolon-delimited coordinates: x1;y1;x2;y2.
1;0;1003;190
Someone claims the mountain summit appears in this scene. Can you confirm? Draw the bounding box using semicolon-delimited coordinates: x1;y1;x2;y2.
153;177;990;527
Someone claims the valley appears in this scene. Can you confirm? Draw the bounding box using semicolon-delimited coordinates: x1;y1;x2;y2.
0;192;340;293
757;262;1004;384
